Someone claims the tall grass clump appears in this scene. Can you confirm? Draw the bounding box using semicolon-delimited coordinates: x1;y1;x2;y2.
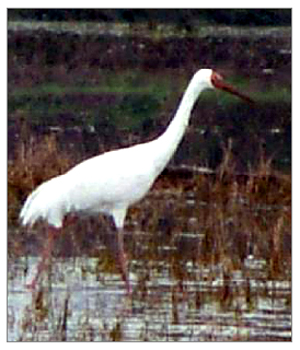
193;138;291;280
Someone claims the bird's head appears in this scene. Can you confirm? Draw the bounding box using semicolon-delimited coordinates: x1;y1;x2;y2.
193;68;254;105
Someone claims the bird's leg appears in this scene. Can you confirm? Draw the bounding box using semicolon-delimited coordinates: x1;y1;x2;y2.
116;229;132;295
26;226;59;290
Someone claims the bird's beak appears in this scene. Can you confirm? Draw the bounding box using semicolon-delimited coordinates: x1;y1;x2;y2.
211;71;254;105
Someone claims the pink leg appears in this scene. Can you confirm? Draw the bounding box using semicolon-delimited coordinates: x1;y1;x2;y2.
117;229;132;295
26;226;59;290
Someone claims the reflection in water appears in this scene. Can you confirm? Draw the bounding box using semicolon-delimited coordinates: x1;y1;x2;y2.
8;252;291;341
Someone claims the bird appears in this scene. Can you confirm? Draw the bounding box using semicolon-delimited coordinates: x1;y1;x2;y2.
20;68;253;294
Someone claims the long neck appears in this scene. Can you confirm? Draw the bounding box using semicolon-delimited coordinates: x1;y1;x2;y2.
153;75;206;174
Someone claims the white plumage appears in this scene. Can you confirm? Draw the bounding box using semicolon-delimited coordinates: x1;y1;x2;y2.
21;140;163;228
20;68;252;293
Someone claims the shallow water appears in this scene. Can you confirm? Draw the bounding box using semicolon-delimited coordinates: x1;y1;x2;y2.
8;188;291;341
8;245;291;341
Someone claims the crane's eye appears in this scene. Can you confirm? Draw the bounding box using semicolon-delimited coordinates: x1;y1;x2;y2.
211;71;224;87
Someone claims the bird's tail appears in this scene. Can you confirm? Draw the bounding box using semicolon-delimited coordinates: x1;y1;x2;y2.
20;176;64;228
20;184;44;227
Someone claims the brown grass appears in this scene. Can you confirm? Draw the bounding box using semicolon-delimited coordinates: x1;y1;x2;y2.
8;133;75;225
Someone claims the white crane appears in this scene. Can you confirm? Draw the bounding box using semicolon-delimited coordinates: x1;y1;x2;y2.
20;68;252;294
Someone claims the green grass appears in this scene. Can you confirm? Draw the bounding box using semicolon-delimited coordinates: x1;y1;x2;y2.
9;71;290;104
11;81;168;97
8;70;291;139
